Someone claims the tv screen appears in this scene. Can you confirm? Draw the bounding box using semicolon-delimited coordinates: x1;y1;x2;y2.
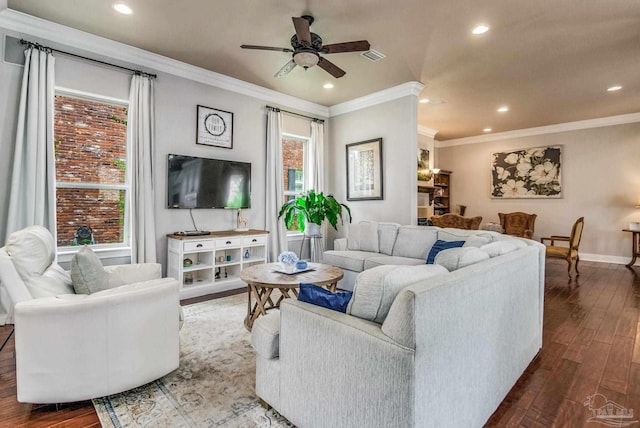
167;154;251;209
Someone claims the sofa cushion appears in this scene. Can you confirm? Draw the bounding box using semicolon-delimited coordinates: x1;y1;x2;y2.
378;222;401;255
322;250;378;273
381;289;416;349
347;264;447;324
364;255;425;270
426;240;465;264
437;229;495;248
347;221;379;253
251;312;281;359
70;246;124;294
435;247;490;271
298;283;353;312
5;225;74;298
391;226;438;260
481;239;528;257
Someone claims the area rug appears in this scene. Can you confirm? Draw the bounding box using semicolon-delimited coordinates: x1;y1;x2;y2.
93;293;293;427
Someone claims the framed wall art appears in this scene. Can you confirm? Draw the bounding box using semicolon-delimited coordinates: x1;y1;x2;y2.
491;145;562;198
196;105;234;149
346;138;383;201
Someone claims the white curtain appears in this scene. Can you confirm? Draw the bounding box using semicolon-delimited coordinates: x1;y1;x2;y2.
128;74;157;263
6;47;56;238
310;120;324;193
308;120;326;261
265;108;287;262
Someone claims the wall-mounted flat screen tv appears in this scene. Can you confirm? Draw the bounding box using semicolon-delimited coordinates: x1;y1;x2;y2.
167;154;251;209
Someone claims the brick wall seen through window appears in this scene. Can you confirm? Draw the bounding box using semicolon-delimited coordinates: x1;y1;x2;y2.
54;95;128;247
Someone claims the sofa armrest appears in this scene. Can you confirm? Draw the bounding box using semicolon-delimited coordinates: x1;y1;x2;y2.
275;299;414;427
333;238;347;251
104;263;162;284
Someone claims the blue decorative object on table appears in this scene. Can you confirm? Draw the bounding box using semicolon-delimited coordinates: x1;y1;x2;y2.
278;251;299;272
298;283;353;313
244;249;251;259
295;260;308;270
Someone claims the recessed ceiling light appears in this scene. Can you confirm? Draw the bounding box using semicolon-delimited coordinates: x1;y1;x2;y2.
323;83;334;89
472;25;490;35
607;85;622;92
419;98;430;104
483;127;493;132
497;106;509;113
113;3;133;14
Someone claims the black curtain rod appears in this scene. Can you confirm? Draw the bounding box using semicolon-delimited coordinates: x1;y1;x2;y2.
266;105;324;123
20;39;157;79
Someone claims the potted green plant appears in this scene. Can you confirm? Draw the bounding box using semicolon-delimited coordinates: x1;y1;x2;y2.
278;189;352;236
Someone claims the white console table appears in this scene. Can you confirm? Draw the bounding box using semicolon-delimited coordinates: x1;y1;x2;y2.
167;229;269;299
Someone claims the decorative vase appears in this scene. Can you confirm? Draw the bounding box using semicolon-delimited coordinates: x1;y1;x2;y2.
244;249;251;259
278;251;299;272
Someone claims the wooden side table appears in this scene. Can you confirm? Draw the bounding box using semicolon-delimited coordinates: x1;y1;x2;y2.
622;229;640;268
240;262;343;330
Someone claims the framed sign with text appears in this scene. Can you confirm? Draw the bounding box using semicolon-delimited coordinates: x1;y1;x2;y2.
196;105;234;149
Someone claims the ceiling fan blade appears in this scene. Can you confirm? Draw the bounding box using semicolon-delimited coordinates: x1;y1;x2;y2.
275;60;297;78
317;57;346;78
241;44;293;53
292;16;312;45
322;40;371;54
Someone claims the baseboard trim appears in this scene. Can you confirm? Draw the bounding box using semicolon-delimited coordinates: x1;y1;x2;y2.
579;252;637;266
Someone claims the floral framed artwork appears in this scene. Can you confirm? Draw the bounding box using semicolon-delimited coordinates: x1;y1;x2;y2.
196;105;234;149
491;145;562;198
346;138;383;201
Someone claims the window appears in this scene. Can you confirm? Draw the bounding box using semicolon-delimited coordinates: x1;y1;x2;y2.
54;92;129;249
282;134;309;232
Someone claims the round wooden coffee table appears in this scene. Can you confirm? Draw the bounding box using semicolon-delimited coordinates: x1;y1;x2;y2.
240;262;343;330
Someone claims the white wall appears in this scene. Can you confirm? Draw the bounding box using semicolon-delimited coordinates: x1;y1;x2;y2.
437;122;640;263
327;95;418;244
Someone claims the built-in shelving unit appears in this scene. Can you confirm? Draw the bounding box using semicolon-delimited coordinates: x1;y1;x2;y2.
167;229;268;299
432;170;451;216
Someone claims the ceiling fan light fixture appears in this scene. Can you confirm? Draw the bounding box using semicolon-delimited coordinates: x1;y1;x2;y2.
323;83;334;89
293;51;319;69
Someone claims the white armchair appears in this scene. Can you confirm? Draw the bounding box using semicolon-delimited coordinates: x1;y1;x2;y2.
0;226;180;404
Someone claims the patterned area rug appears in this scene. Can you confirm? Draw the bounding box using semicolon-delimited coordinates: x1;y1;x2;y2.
93;293;293;427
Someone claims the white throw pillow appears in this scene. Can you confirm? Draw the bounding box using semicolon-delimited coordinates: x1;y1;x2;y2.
481;240;528;257
348;264;447;323
70;246;124;294
347;221;380;253
435;247;490;271
437;229;495;248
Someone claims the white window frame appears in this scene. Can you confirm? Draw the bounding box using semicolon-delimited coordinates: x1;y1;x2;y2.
282;132;310;235
54;87;131;262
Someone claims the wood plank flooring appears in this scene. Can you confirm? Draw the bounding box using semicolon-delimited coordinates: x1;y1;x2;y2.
1;260;638;427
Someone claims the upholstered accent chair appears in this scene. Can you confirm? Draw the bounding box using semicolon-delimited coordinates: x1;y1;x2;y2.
540;217;585;278
430;213;482;230
498;212;537;239
0;225;181;403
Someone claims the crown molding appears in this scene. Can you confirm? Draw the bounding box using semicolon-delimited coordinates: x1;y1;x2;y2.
329;81;425;117
437;112;640;147
417;125;438;138
0;8;330;117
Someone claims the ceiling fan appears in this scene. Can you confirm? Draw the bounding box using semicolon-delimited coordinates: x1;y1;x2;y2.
241;15;370;78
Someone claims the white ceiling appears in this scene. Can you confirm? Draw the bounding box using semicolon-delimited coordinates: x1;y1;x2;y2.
7;0;640;140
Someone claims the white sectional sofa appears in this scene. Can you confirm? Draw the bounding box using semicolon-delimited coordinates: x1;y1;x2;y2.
323;222;515;290
251;225;545;428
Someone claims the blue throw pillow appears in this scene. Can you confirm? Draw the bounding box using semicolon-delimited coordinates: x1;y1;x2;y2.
298;283;353;313
426;239;465;264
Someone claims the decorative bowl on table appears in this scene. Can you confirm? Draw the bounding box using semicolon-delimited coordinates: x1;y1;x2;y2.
278;251;299;273
295;260;308;270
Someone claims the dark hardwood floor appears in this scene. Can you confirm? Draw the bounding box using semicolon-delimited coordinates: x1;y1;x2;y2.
1;260;638;427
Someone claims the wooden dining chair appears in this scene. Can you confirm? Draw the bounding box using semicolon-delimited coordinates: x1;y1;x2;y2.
540;217;584;278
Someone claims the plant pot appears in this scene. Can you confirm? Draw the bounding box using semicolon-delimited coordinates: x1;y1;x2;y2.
305;222;322;237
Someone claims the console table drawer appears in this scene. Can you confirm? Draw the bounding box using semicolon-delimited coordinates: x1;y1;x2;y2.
183;240;215;252
216;238;242;249
243;235;267;246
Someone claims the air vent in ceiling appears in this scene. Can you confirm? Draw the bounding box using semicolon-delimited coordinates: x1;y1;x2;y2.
361;49;385;62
